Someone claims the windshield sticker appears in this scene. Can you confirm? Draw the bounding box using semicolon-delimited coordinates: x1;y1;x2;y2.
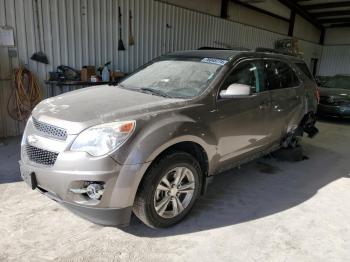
201;58;227;66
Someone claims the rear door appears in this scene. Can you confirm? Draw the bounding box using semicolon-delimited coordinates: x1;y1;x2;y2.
264;59;302;142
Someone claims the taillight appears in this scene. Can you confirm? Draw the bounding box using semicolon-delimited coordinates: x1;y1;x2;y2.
315;87;320;104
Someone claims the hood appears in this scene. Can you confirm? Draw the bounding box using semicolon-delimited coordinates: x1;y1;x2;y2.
32;85;185;134
319;87;350;98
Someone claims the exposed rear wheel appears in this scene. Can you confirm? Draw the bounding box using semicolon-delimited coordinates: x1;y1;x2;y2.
133;151;201;228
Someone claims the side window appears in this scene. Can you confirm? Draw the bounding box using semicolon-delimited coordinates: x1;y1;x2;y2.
295;62;313;79
265;61;279;90
221;60;267;94
265;60;300;90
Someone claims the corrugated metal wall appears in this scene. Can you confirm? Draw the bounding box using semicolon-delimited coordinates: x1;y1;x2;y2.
0;0;322;137
319;45;350;76
298;40;323;69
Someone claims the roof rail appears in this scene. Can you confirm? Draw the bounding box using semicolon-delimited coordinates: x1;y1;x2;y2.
198;46;250;51
198;46;229;50
255;47;297;57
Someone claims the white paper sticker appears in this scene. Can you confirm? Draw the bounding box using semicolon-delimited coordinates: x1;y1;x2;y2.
201;57;227;66
0;26;15;46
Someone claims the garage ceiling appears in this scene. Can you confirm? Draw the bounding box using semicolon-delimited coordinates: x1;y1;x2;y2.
297;0;350;28
238;0;350;28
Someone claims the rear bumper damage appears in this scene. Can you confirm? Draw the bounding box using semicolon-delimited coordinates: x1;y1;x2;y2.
301;112;319;138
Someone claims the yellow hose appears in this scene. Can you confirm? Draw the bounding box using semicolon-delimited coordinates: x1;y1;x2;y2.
7;66;42;121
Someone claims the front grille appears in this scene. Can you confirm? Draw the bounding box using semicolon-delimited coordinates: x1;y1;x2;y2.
26;145;59;166
32;117;67;140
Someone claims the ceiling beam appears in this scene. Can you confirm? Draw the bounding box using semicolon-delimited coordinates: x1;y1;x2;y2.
313;10;350;17
278;0;323;29
221;0;229;18
319;17;350;24
319;28;325;44
288;11;296;36
327;22;350;28
303;1;350;10
231;0;290;23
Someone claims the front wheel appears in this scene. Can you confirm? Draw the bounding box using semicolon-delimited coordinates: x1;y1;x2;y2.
133;151;202;228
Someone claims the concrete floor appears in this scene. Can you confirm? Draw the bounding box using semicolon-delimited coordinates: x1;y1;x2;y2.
0;118;349;262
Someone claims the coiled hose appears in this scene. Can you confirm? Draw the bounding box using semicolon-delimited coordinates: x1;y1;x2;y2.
7;66;42;121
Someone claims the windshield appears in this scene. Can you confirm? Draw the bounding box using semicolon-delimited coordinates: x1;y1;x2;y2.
324;75;350;90
120;59;224;98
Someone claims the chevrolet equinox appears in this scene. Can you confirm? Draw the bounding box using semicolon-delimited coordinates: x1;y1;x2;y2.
20;49;318;228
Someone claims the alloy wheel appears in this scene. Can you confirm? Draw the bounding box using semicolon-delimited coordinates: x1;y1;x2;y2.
153;166;195;218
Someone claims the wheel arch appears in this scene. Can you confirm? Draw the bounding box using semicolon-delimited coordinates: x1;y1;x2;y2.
141;140;210;192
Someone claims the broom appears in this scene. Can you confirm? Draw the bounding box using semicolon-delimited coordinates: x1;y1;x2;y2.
128;10;135;46
31;0;49;64
118;6;125;51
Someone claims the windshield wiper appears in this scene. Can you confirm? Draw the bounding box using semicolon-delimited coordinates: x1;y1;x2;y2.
140;88;173;98
117;83;126;88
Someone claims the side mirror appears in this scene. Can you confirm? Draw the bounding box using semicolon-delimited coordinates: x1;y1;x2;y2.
219;83;252;99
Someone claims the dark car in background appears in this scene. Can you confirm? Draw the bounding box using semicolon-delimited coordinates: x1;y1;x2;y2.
318;75;350;118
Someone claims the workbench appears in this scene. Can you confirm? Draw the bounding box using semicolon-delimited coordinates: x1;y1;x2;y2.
44;80;120;97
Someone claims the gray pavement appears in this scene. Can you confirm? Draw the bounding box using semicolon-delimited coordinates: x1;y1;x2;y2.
0;119;349;262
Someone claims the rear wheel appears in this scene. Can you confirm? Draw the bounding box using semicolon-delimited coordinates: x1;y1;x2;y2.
133;151;201;228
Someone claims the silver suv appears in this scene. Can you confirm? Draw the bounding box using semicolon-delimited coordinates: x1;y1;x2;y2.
20;49;318;228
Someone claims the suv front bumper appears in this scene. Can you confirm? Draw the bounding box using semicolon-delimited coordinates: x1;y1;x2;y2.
19;152;146;227
20;116;150;226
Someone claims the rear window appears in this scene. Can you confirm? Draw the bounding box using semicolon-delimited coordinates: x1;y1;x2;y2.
295;63;313;79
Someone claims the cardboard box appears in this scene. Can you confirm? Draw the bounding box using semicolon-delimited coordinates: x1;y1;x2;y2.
81;66;95;81
111;71;126;81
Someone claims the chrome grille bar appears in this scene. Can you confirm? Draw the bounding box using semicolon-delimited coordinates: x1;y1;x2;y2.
32;117;67;140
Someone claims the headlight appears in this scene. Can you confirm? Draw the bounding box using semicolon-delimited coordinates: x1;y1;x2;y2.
70;121;136;157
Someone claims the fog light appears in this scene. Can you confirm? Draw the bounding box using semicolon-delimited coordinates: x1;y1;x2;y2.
70;183;104;200
86;183;104;200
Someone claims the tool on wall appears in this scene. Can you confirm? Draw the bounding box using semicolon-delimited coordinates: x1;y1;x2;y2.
30;0;49;64
128;10;135;46
118;6;125;51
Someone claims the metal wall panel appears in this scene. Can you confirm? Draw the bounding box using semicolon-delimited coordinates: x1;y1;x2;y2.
0;0;322;137
319;45;350;76
298;40;323;69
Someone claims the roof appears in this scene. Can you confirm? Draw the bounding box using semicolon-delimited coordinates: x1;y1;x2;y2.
165;49;242;61
164;49;304;63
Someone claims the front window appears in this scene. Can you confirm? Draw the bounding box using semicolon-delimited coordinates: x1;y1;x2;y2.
120;58;224;98
324;75;350;90
220;60;267;94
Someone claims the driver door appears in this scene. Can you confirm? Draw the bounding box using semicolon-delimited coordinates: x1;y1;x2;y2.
212;59;273;168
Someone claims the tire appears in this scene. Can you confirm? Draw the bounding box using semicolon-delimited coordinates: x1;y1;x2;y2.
133;151;202;228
